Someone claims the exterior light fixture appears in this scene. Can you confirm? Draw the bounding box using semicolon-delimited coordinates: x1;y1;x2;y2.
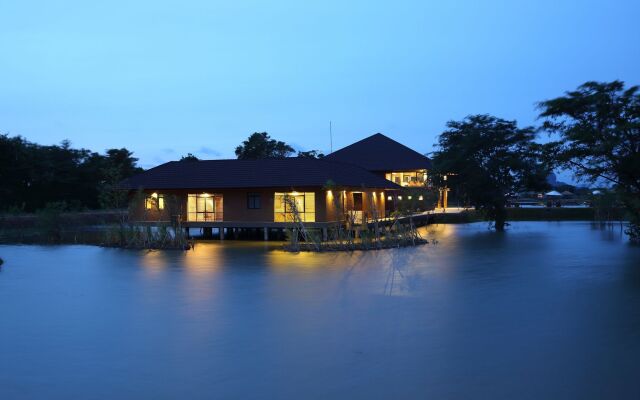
419;195;424;201
397;196;403;201
408;196;412;200
387;196;392;201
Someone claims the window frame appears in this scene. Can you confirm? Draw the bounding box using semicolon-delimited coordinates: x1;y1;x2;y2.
274;192;316;222
247;193;261;209
145;193;164;210
187;193;222;221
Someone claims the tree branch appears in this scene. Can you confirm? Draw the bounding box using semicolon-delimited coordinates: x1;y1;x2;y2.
567;160;621;186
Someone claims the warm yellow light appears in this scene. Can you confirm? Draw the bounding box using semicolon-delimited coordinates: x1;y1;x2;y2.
202;193;210;198
151;192;158;198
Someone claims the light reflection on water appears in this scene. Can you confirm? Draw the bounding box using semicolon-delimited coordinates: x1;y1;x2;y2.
0;222;639;399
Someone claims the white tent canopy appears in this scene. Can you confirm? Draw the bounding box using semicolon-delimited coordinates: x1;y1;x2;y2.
545;190;562;197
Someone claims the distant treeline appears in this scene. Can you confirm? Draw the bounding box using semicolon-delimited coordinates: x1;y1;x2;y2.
0;134;142;212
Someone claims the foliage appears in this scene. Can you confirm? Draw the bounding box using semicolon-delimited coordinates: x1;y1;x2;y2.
432;114;549;231
35;201;68;241
538;80;640;241
180;153;199;161
235;132;294;159
297;150;325;158
0;134;142;212
284;182;427;252
103;192;192;249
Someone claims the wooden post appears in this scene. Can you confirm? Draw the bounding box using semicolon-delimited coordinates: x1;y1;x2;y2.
443;188;448;210
263;227;269;241
322;228;328;241
219;227;224;241
203;227;213;239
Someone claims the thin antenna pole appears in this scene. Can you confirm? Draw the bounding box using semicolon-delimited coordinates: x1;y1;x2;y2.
329;121;333;153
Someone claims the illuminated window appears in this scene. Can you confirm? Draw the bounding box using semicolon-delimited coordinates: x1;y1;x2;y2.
145;193;164;210
385;170;428;187
247;193;261;209
274;192;316;222
187;193;223;221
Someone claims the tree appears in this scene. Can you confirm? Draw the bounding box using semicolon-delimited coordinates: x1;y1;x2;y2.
297;150;325;158
538;80;640;241
0;134;143;211
432;115;548;231
180;153;199;161
97;149;143;209
235;132;294;159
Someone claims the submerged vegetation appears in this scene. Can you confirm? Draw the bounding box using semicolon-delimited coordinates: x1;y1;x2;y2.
102;190;193;250
102;222;193;250
0;191;193;250
283;186;429;252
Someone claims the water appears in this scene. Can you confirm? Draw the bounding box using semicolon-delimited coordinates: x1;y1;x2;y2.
1;222;639;399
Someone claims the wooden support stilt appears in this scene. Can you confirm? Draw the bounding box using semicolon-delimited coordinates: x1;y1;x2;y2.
263;227;269;241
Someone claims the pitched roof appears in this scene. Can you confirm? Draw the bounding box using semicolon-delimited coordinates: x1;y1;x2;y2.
120;157;400;190
324;133;432;171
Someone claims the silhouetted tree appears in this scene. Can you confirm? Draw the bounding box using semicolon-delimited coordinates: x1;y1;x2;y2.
432;115;548;231
235;132;294;159
0;134;142;212
180;153;199;161
297;150;325;158
538;80;640;241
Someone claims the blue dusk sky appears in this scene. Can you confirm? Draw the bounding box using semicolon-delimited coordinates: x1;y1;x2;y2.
1;0;639;170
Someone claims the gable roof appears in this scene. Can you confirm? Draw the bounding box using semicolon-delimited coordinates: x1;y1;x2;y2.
324;133;432;171
120;157;400;190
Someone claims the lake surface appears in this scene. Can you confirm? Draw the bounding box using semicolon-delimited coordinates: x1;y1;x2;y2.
1;222;639;399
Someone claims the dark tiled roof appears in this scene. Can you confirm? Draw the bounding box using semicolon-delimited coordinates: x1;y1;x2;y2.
324;133;432;171
120;157;400;190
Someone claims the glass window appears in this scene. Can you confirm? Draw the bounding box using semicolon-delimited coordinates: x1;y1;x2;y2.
274;192;316;222
145;193;164;210
247;193;261;209
187;194;222;221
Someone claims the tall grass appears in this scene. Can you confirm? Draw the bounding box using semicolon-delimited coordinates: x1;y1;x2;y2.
283;188;428;252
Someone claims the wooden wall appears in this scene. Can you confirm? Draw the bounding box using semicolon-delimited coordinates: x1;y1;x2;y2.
129;187;388;224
